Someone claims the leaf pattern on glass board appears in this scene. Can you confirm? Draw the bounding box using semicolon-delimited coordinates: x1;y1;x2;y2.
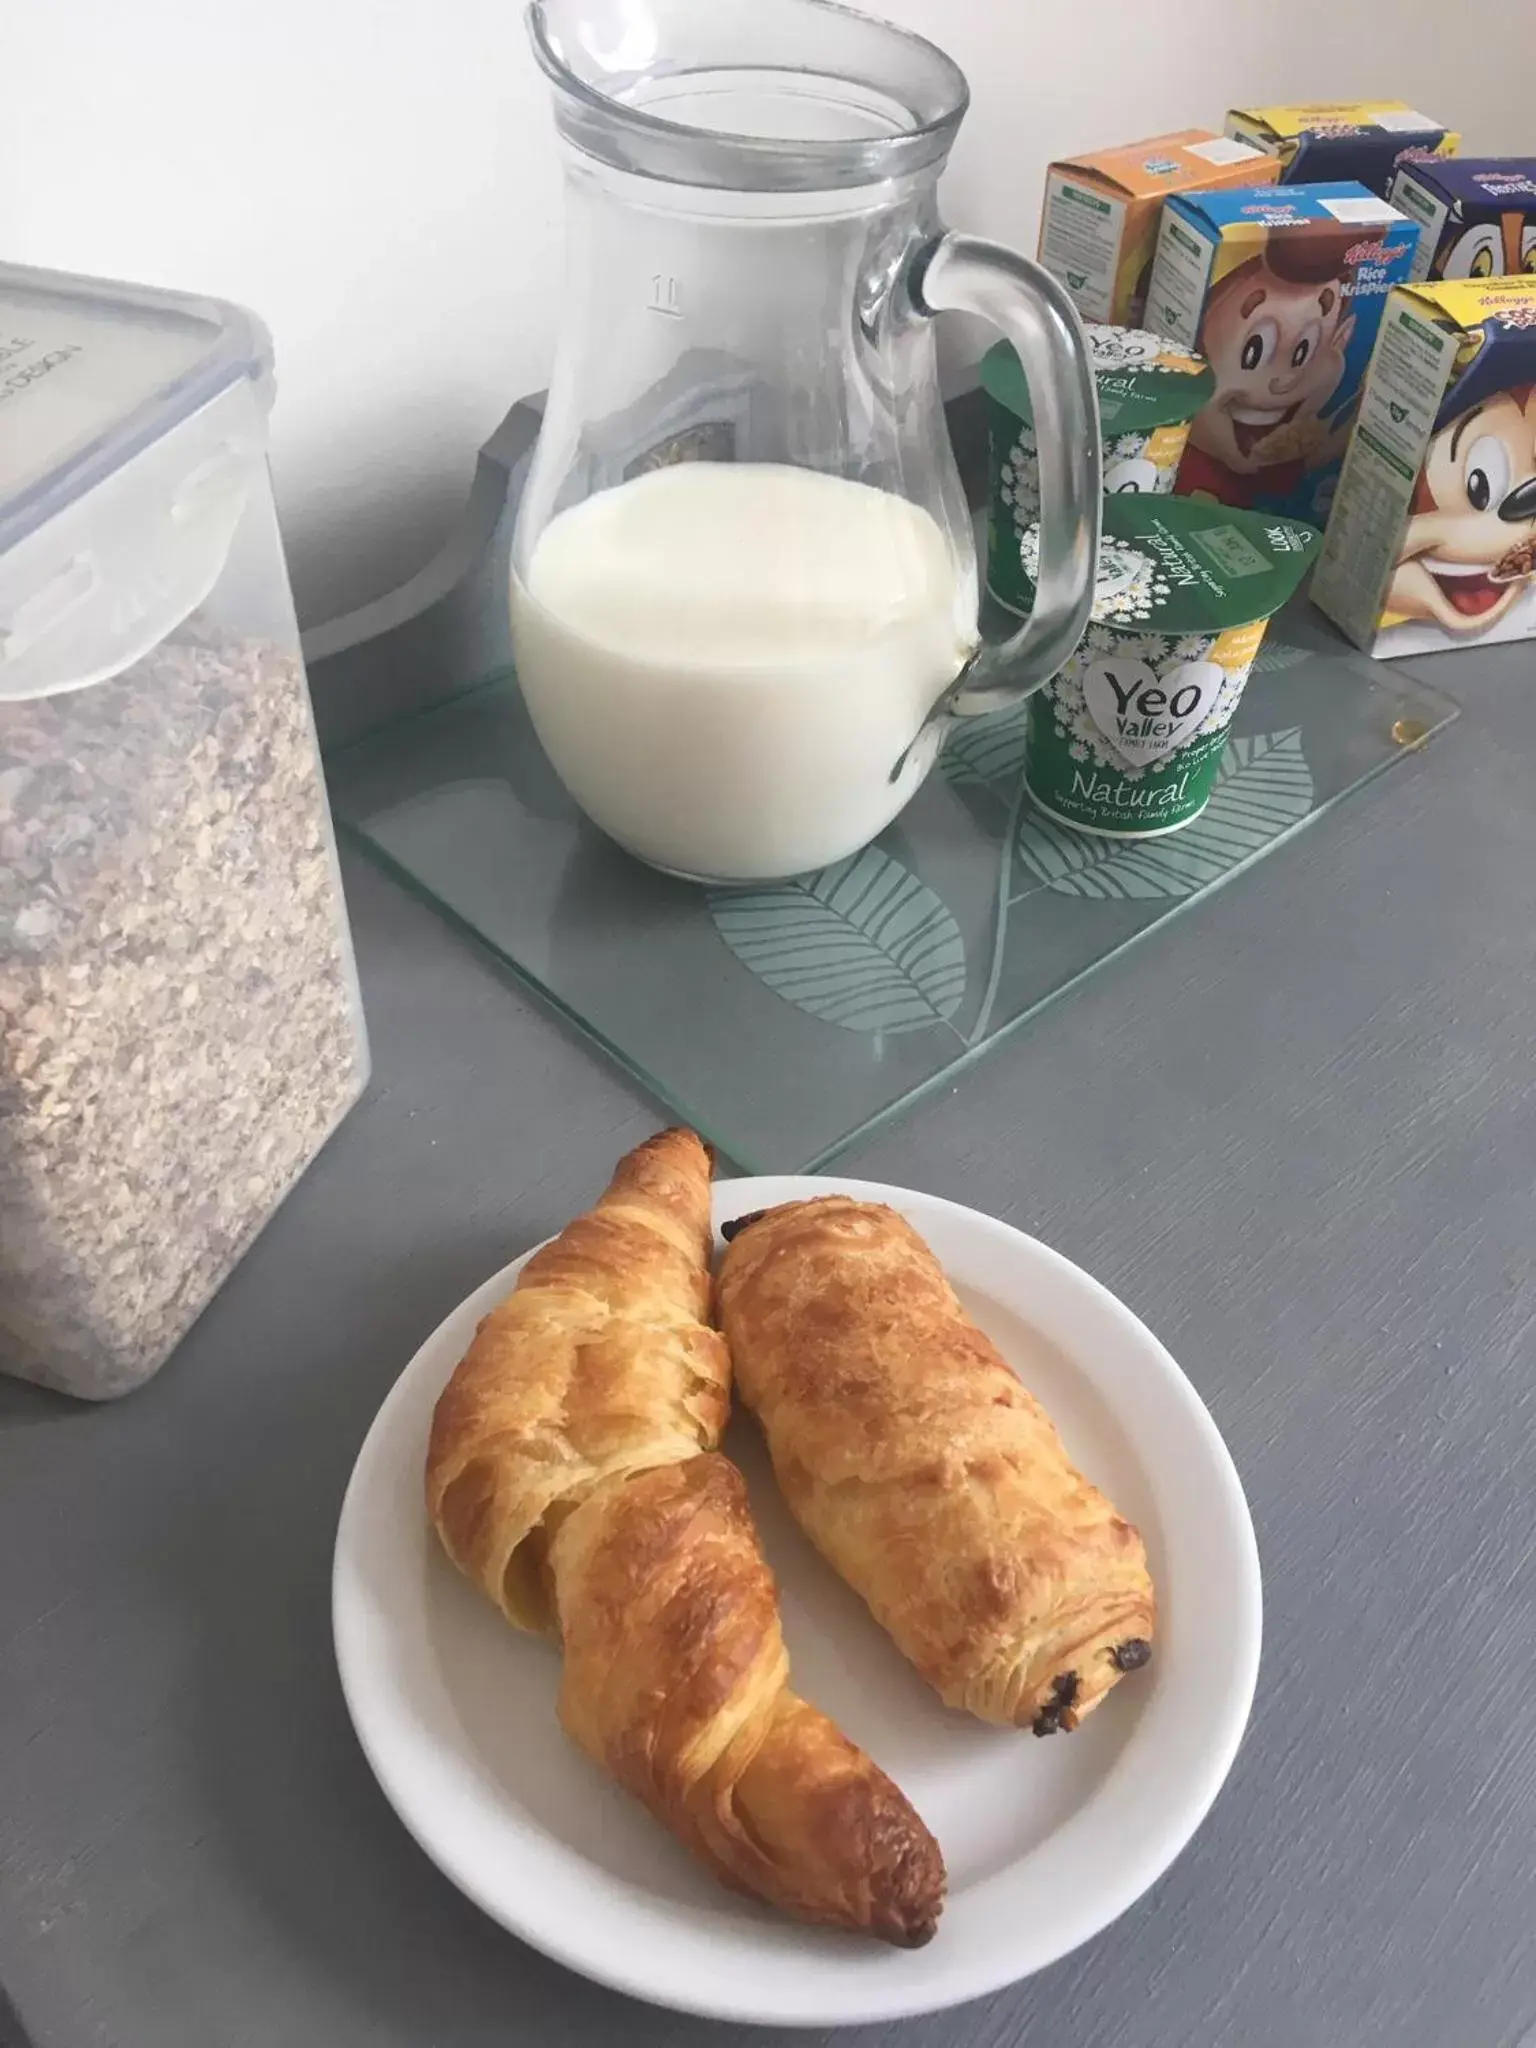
1013;730;1314;902
940;702;1030;789
1250;638;1311;675
709;847;966;1033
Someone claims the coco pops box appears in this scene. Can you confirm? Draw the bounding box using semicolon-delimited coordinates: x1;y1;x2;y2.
1225;102;1458;199
1389;158;1536;282
1145;182;1420;525
1037;130;1278;326
1312;277;1536;658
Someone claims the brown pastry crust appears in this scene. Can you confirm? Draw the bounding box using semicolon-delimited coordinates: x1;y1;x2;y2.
555;1455;943;1945
716;1197;1156;1731
426;1128;730;1632
425;1133;944;1943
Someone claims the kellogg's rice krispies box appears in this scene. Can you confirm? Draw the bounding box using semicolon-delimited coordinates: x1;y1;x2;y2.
1225;102;1458;199
1145;182;1420;524
1312;277;1536;657
1037;130;1279;326
1389;157;1536;282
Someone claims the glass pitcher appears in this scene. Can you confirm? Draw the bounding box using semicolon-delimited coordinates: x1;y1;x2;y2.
510;0;1100;884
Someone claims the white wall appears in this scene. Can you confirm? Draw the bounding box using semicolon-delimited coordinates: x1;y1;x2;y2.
5;0;1531;624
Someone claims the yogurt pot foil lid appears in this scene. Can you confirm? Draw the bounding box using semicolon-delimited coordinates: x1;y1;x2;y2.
1019;492;1321;635
982;324;1214;436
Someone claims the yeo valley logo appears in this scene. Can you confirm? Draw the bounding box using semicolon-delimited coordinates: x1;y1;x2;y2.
1081;656;1225;765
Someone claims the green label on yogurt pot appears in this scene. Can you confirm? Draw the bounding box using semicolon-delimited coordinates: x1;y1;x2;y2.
1189;522;1273;580
982;324;1213;436
1022;494;1320;634
1020;495;1320;837
989;415;1201;610
1024;684;1234;836
985;324;1214;614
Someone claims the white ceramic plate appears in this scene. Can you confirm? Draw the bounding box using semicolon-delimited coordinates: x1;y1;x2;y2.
333;1176;1261;2027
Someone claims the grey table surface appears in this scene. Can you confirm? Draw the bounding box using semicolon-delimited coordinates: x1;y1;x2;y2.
3;632;1535;2048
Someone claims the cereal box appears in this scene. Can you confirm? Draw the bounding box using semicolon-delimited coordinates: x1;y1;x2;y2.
1037;130;1278;326
1225;102;1458;199
1312;277;1536;657
1145;182;1420;524
1388;158;1536;282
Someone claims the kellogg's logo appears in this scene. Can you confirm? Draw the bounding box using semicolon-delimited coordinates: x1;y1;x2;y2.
1344;239;1391;266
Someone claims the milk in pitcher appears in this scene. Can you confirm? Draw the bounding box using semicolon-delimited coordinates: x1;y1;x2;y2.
510;463;973;882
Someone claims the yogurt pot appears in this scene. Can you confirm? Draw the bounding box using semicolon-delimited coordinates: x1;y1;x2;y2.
1017;493;1321;837
985;323;1214;614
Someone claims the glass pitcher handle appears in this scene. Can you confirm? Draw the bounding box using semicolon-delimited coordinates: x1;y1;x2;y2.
915;233;1101;722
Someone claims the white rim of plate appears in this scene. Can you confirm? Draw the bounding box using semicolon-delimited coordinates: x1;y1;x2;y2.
333;1175;1261;2026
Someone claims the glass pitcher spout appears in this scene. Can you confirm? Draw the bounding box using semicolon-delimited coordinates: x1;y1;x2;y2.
527;0;970;191
511;0;1099;885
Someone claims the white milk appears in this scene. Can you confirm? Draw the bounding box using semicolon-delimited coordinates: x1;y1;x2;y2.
510;463;972;881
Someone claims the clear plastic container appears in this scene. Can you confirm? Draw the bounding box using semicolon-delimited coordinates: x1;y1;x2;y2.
0;261;369;1398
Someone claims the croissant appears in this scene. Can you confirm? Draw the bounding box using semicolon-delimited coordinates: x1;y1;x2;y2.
555;1453;944;1944
425;1131;943;1945
716;1197;1156;1734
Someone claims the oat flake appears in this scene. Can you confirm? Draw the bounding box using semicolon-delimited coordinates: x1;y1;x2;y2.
0;620;367;1397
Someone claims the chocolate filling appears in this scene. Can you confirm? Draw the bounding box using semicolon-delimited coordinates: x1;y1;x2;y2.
720;1210;767;1243
1032;1671;1080;1735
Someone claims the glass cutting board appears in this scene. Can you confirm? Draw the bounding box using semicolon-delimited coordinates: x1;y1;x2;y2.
327;599;1456;1171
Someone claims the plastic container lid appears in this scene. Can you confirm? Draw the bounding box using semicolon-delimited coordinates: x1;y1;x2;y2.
1;263;270;550
0;262;273;700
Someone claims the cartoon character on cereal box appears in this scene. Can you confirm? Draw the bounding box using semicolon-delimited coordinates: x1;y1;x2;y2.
1179;224;1365;511
1433;206;1536;283
1380;330;1536;647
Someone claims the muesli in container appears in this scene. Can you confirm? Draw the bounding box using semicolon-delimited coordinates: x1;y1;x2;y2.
0;260;368;1398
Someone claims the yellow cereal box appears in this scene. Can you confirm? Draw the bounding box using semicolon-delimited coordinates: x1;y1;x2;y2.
1312;277;1536;657
1038;130;1279;326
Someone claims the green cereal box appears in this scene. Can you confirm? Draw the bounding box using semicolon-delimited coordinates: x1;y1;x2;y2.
1312;277;1536;657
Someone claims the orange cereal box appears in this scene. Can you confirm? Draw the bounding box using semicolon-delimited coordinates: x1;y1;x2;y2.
1038;130;1279;327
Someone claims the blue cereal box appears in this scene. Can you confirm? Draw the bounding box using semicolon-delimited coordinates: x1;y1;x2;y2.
1226;102;1459;199
1388;157;1536;282
1144;182;1420;524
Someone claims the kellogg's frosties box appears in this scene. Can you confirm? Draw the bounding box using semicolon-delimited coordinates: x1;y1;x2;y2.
1038;130;1278;326
1226;103;1458;199
1388;158;1536;282
1312;277;1536;658
1145;182;1420;525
